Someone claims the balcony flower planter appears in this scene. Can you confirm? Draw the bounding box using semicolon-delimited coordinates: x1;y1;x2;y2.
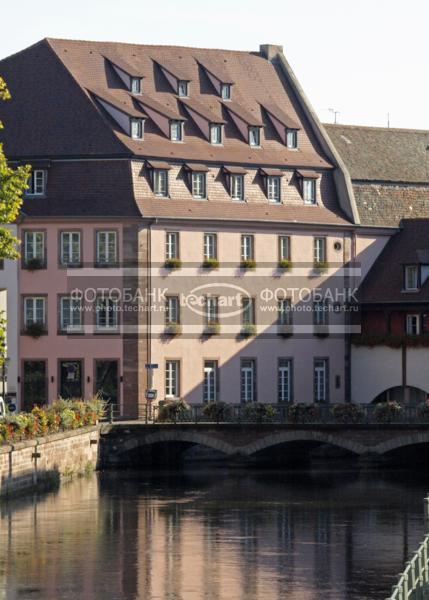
240;259;256;271
23;322;46;338
203;402;231;422
164;258;182;271
204;321;220;336
164;322;182;337
202;258;220;270
241;323;257;338
277;324;293;338
287;403;321;423
243;403;275;423
331;403;364;424
278;259;292;273
313;261;329;274
373;401;402;423
157;398;190;422
24;257;44;271
314;325;329;338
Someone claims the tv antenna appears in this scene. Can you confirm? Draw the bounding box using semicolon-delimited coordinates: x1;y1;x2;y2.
328;108;340;124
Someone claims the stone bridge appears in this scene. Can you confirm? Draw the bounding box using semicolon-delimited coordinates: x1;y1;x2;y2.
99;422;429;467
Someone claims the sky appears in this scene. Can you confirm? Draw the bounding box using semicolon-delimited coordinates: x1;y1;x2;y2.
2;0;428;130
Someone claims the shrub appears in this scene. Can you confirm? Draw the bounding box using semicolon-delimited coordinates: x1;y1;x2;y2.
373;401;402;423
287;403;320;423
243;403;275;422
23;321;45;338
241;323;257;337
204;321;220;336
202;258;219;270
24;257;44;270
313;261;329;273
203;402;231;421
164;258;182;270
278;259;292;272
417;400;429;420
240;259;256;271
331;404;364;424
164;322;182;337
157;398;190;422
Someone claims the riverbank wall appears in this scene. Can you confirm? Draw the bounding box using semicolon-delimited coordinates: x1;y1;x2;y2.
0;426;100;498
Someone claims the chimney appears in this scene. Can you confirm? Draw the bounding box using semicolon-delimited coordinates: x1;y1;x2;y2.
259;44;283;61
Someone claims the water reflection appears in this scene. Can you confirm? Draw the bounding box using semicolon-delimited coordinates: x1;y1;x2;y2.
0;469;428;600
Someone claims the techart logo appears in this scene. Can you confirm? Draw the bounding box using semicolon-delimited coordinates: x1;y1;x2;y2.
183;282;250;318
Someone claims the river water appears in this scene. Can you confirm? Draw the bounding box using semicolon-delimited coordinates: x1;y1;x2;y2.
0;468;428;600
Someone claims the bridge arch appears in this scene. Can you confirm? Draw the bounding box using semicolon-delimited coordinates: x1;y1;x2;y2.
116;430;237;456
240;430;367;456
373;431;429;455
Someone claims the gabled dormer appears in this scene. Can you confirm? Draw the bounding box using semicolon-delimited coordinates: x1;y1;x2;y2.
198;59;234;100
89;89;147;139
135;96;186;140
263;103;300;148
104;55;145;95
154;59;192;97
223;102;263;147
179;97;226;144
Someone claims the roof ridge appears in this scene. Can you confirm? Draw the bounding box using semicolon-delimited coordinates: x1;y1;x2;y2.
323;122;429;134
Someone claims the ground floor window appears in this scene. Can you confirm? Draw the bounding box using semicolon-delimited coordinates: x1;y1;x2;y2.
95;360;119;409
241;359;256;403
165;360;180;399
59;360;83;399
278;358;292;403
314;358;329;403
406;314;420;335
203;360;218;403
22;360;47;411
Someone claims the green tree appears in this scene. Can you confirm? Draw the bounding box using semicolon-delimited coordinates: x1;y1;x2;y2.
0;76;30;366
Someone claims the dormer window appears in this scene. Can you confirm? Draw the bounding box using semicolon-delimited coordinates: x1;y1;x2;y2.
405;265;419;291
221;83;231;100
249;127;261;147
130;118;144;140
170;120;183;142
210;124;222;145
231;174;244;201
303;178;316;204
192;172;206;199
27;170;46;196
286;129;298;149
267;176;281;203
131;77;142;94
177;81;189;97
154;170;169;197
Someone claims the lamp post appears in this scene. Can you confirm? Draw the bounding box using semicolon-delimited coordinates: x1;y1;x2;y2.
1;357;9;401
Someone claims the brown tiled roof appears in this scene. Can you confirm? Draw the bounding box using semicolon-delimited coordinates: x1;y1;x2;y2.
196;58;235;84
359;219;429;304
88;88;147;118
135;95;185;120
223;101;264;127
263;103;300;129
179;97;225;123
103;54;146;78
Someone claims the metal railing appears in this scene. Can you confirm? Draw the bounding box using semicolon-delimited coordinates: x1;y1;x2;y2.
138;402;429;426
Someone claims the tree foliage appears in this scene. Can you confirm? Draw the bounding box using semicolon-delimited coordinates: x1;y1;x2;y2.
0;76;30;366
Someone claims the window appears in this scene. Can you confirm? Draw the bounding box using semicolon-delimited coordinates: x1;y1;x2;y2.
241;359;256;403
24;297;45;327
406;314;420;335
278;298;292;326
96;231;117;266
278;358;292;403
131;118;144;139
405;265;419;290
303;178;316;204
154;169;169;197
192;172;206;199
60;296;82;332
27;170;45;195
131;77;142;94
221;83;231;100
203;361;218;403
203;233;217;260
205;296;219;324
24;231;44;264
165;296;180;325
60;232;81;266
314;237;326;264
231;174;244;201
177;80;189;97
313;301;328;326
314;358;329;403
267;176;281;203
249;127;261;147
165;360;180;398
241;234;254;261
170;120;183;141
286;129;298;149
210;124;222;144
241;297;255;325
165;232;179;260
279;236;291;261
96;296;119;331
59;360;83;399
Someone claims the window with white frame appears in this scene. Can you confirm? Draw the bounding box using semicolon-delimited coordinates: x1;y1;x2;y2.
241;297;255;325
131;77;142;94
278;298;292;326
192;172;206;199
165;232;179;260
241;234;254;261
205;296;219;324
27;170;45;195
279;236;291;261
406;314;420;335
60;232;81;266
154;169;169;197
165;296;179;325
131;118;144;139
231;174;244;201
203;360;218;403
303;178;316;204
314;237;326;264
203;233;217;260
286;129;298;149
278;358;292;403
221;83;231;100
96;231;117;266
405;265;419;290
241;359;255;403
177;80;189;97
267;176;281;203
170;120;183;141
24;231;45;263
210;124;222;144
165;360;180;398
96;296;119;330
60;296;82;332
313;301;328;326
248;126;261;147
24;297;45;327
314;358;328;403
